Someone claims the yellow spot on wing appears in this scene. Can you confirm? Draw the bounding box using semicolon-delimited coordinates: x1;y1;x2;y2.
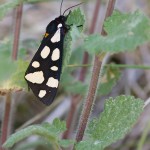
44;33;49;38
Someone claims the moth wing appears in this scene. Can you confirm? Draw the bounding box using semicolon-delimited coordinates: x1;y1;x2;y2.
25;27;64;105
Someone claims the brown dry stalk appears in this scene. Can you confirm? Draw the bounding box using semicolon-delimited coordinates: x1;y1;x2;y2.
12;4;23;60
62;0;102;139
0;4;24;150
0;92;11;150
75;0;116;142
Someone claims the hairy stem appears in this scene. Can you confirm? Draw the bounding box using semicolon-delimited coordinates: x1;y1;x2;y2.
62;0;101;139
12;4;23;60
75;0;116;142
1;92;11;150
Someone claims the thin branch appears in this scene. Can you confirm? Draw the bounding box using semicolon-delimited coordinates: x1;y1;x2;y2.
67;64;150;70
89;0;101;34
144;97;150;108
12;4;23;60
75;0;116;142
62;0;101;139
107;64;150;70
79;0;101;81
0;92;11;150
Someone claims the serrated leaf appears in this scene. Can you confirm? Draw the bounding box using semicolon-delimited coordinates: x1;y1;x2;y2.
76;95;144;150
3;119;66;149
66;8;85;32
84;10;150;54
42;118;66;137
63;8;85;72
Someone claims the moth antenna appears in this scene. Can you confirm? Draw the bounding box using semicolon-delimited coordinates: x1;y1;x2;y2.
60;0;64;15
63;2;84;16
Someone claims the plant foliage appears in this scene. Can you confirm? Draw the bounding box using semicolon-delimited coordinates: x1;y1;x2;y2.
3;119;74;149
84;10;150;54
76;96;144;150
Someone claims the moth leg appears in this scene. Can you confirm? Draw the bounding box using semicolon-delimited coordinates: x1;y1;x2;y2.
66;10;72;18
67;24;83;29
77;25;83;28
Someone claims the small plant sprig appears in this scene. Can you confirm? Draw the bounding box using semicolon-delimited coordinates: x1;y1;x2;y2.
0;0;150;150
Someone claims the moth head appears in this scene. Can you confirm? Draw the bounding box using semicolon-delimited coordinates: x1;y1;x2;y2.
46;16;66;34
56;15;67;23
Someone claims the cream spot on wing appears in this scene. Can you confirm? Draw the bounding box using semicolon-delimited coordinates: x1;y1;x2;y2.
32;61;40;68
58;23;62;28
25;71;44;84
38;90;46;98
50;66;58;71
51;48;60;61
46;77;58;88
51;29;60;43
41;46;50;59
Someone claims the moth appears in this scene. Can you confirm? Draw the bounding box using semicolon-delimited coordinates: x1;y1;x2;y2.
24;0;82;105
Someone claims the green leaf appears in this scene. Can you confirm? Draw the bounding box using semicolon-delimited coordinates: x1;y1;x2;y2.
69;46;87;66
3;119;67;149
84;10;150;54
15;139;52;150
42;118;66;137
61;71;87;95
65;81;87;95
59;139;75;148
3;125;56;148
98;64;121;96
0;0;22;20
75;140;103;150
66;8;85;32
8;60;29;90
76;95;144;150
63;8;85;72
0;39;27;89
0;41;17;86
61;63;120;96
0;0;50;20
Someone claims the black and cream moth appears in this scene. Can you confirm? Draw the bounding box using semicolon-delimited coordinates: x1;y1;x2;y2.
24;13;70;105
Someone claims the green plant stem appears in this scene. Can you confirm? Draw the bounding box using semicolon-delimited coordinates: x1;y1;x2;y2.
12;3;23;60
0;92;11;150
107;64;150;70
75;0;116;143
62;0;102;140
67;64;150;70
